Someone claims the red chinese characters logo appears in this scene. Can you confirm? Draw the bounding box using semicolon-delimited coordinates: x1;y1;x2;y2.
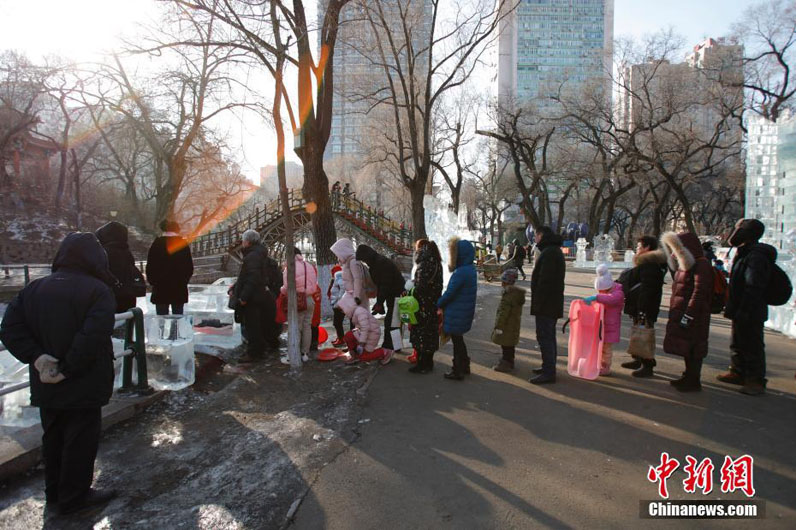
649;454;755;498
720;455;756;497
683;456;715;495
647;452;680;499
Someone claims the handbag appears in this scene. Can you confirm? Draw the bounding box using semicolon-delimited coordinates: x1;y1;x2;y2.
228;291;240;310
627;324;655;360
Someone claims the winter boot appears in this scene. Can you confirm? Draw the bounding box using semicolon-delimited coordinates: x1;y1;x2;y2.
739;379;766;396
632;359;656;378
621;358;642;370
493;359;514;373
672;356;702;392
716;371;744;385
409;351;433;374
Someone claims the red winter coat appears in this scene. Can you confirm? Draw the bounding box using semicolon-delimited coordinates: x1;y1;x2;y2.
661;232;713;359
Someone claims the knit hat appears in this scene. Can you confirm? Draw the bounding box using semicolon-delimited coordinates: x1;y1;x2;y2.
594;264;613;291
501;268;519;285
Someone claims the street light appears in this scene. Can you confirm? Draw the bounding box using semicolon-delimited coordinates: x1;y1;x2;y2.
109;210;117;218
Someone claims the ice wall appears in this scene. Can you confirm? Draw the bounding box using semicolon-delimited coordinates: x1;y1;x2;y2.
424;195;480;284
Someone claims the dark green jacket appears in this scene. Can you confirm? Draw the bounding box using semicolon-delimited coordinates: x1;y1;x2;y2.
492;285;526;346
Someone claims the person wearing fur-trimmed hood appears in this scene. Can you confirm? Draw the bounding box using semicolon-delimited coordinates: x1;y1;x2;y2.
660;231;713;392
437;238;477;380
618;235;667;377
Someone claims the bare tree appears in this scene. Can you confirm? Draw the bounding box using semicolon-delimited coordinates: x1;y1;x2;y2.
0;51;53;186
91;10;252;230
732;0;796;122
170;0;352;266
348;0;515;239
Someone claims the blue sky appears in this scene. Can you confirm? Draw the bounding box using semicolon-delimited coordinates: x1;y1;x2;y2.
615;0;751;45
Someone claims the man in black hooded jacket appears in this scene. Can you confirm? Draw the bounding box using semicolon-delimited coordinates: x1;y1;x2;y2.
0;233;118;515
718;219;775;396
233;229;282;362
96;221;144;313
355;244;405;349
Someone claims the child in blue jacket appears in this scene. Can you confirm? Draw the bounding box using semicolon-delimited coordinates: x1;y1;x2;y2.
437;238;478;380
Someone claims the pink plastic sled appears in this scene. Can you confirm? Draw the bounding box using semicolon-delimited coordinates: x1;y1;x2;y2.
565;299;604;380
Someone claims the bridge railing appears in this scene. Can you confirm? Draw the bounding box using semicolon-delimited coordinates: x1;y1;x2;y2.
190;188;413;258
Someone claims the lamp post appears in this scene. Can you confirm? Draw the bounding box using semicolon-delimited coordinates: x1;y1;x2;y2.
109;210;117;218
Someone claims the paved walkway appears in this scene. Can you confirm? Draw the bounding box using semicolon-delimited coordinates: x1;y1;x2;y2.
293;269;796;529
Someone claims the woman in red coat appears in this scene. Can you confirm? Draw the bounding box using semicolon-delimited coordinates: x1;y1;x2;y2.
661;232;714;392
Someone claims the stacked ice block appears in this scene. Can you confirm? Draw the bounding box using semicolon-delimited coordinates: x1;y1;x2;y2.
0;351;39;429
144;315;196;391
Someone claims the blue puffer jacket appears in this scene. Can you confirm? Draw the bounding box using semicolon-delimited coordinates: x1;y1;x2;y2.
437;238;478;335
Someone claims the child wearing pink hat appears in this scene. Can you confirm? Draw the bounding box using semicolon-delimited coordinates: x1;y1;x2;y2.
583;264;625;375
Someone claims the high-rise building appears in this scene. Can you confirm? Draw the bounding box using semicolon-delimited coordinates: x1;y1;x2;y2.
323;1;433;163
617;38;743;146
498;0;614;109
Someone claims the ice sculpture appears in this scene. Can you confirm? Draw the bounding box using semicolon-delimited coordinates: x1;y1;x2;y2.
593;234;615;264
144;315;195;391
0;351;38;429
575;238;588;267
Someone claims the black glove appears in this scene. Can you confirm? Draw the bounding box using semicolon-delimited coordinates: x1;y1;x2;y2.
355;297;362;306
679;314;694;329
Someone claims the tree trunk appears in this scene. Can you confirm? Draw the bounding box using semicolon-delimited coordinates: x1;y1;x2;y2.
302;151;337;265
410;182;427;241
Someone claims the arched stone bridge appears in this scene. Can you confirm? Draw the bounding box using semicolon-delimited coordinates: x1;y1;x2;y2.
190;189;414;264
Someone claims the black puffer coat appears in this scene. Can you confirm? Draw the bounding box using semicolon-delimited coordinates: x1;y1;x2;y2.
355;245;405;304
621;249;667;323
530;232;565;319
234;242;282;304
96;221;143;312
409;245;443;353
0;233;116;409
724;243;776;323
146;234;194;305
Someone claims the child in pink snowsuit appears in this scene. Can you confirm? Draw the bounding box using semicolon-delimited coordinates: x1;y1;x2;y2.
337;293;392;364
583;264;625;375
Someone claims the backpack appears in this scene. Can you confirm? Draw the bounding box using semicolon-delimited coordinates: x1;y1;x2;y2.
766;263;793;306
711;266;729;314
360;262;378;299
397;289;420;325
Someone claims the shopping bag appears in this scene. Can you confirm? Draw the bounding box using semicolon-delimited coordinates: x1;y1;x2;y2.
390;328;404;351
627;325;655;360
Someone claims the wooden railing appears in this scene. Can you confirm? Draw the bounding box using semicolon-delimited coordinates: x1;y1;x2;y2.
191;189;413;258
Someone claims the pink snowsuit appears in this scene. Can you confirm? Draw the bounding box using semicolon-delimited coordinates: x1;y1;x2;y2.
595;282;625;344
337;292;381;352
595;282;624;376
330;238;369;308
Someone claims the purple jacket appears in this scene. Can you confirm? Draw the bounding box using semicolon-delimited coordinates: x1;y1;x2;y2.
596;282;625;344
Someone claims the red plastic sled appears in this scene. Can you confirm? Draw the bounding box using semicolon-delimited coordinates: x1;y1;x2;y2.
565;300;604;380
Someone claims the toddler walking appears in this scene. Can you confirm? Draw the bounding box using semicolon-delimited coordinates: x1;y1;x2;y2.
583;265;625;376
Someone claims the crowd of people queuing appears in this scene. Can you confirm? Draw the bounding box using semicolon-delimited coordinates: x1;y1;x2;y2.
0;215;789;516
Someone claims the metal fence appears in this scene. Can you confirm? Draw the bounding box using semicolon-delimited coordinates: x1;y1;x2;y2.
0;307;151;398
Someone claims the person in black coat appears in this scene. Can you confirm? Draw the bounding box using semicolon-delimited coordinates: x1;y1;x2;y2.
0;233;118;515
355;244;406;350
96;221;145;313
718;219;775;396
529;227;565;384
618;235;667;377
507;238;527;280
408;239;444;373
145;220;193;315
232;229;282;362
